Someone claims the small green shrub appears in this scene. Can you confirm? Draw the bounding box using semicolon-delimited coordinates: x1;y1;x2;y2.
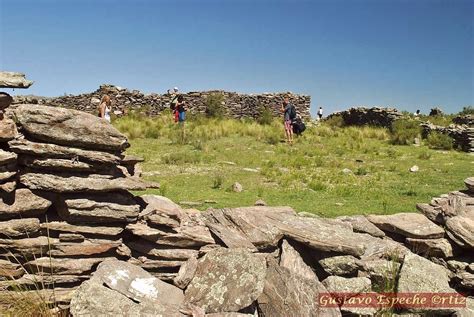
418;150;432;160
355;167;368;176
324;115;344;128
257;106;274;125
205;93;225;118
390;119;421;145
457;106;474;116
308;180;327;191
426;132;453;150
161;151;203;164
212;173;224;189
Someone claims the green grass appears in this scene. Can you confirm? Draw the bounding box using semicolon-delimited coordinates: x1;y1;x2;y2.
114;114;472;218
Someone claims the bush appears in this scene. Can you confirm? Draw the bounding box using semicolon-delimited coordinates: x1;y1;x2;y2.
205;93;225;118
257;106;273;125
426;132;453;150
458;106;474;116
212;173;224;189
390;119;421;145
324;115;344;128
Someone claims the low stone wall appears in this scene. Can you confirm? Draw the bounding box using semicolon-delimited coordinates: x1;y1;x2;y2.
13;84;312;120
326;107;403;128
421;123;474;153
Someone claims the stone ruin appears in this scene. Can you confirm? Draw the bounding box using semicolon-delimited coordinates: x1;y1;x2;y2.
0;72;473;316
13;84;312;121
326;107;404;128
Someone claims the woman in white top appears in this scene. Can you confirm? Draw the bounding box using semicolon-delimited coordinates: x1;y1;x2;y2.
99;95;112;122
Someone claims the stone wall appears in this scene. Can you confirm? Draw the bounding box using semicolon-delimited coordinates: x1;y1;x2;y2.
326;107;403;128
1;103;473;315
13;84;312;120
421;123;474;153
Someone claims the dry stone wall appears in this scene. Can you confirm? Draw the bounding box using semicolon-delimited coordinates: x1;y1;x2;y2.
13;84;312;120
326;106;403;128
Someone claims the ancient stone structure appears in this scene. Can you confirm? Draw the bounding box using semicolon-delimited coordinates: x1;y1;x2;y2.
13;84;312;120
326;107;403;128
1;100;473;315
421;122;474;153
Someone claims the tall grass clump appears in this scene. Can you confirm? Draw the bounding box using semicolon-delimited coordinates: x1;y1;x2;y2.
389;119;421;145
426;132;453;150
256;106;274;125
324;115;344;128
205;93;225;118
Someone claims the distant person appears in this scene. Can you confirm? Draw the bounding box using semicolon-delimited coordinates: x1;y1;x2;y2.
99;95;112;123
317;106;323;120
414;109;421;117
281;96;296;144
176;95;186;124
169;87;179;122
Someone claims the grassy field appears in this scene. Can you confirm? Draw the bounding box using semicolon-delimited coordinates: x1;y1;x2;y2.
114;112;472;218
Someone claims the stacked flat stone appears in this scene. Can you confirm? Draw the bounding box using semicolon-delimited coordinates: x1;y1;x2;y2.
326;106;403;128
13;84;312;120
0;100;158;304
421;122;473;152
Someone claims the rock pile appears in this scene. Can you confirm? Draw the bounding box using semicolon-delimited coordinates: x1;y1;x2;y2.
326;107;403;128
13;84;312;120
453;114;473;126
421;122;474;153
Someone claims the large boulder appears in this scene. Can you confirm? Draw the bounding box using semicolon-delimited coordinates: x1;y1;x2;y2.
366;213;445;239
14;104;129;151
0;71;34;88
184;248;266;313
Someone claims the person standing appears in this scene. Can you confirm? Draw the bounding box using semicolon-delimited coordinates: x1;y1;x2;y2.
99;95;112;123
317;106;323;120
176;95;187;140
281;96;295;145
169;87;179;123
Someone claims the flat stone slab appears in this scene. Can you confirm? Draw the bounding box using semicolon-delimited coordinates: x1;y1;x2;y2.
20;172;153;193
405;237;453;258
0;71;34;88
445;215;474;249
0;188;51;219
0;119;17;142
367;212;445;239
14;104;129;151
0;149;16;165
41;221;124;237
8;139;122;164
184;248;267;313
0;218;40;237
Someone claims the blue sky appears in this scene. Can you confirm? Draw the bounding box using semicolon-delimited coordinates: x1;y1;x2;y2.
0;0;472;115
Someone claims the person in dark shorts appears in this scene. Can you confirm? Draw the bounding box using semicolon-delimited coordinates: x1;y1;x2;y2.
317;106;323;120
281;96;295;144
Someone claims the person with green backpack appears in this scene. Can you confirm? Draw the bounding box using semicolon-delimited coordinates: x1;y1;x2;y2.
281;96;296;145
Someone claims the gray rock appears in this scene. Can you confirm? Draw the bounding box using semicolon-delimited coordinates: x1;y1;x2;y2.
70;278;183;317
140;194;186;225
416;203;444;224
232;182;243;192
126;222;214;248
0;149;16;165
257;258;341;317
445;216;474;248
14;104;129;151
184;248;266;313
367;212;445;239
397;252;456;315
17;155;111;173
20;172;154;193
254;199;266;206
0;259;24;278
0;71;34;88
59;233;85;242
127;240;198;260
405;237;453;258
25;257;110;275
174;256;198;289
409;165;419;172
56;192;140;223
0;188;51;219
41;221;124;237
322;276;371;294
92;259;184;305
336;215;385;238
280;239;317;280
465;177;474;192
8;139;122;164
319;255;364;276
0;180;16;193
0;218;40;237
47;240;121;257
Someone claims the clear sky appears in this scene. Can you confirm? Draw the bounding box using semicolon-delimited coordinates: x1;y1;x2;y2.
0;0;473;115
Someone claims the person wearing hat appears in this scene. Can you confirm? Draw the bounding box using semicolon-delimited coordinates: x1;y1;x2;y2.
169;87;179;123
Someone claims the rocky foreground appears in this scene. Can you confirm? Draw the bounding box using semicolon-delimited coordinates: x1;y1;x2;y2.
0;74;473;316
